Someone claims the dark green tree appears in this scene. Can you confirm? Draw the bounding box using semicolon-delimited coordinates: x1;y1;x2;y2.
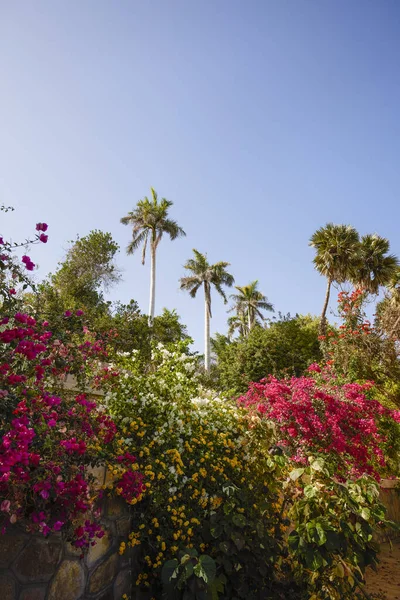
213;315;322;394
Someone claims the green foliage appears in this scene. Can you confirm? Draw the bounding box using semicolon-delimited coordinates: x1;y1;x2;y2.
286;458;395;600
30;230;120;325
53;230;120;295
161;548;218;600
214;315;322;394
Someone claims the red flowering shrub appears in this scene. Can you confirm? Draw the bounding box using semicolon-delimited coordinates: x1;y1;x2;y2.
238;367;400;480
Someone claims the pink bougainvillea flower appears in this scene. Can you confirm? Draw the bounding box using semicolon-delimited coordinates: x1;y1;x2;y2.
21;255;35;271
39;234;48;243
35;223;48;232
64;310;72;318
1;500;10;513
76;309;84;316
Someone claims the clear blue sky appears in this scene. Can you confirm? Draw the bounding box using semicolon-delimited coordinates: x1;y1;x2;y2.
1;1;400;349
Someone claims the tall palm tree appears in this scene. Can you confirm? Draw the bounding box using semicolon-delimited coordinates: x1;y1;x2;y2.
352;234;399;294
310;223;360;335
121;188;186;321
229;280;273;334
180;249;234;371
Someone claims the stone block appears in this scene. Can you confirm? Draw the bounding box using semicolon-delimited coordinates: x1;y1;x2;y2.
106;497;127;519
65;541;82;558
113;568;131;598
87;530;112;568
86;465;107;489
116;517;131;537
12;537;62;583
0;573;16;600
48;559;85;600
97;588;114;600
0;532;27;567
19;586;47;600
89;552;118;594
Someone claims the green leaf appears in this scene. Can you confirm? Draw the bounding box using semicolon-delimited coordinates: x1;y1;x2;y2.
288;530;300;550
334;562;345;578
316;522;327;546
200;555;216;581
325;531;342;552
310;458;325;472
232;513;246;528
219;541;231;555
304;484;317;498
305;548;324;571
231;533;245;550
210;576;225;600
360;508;371;521
183;561;194;580
290;468;305;481
162;559;179;586
210;523;224;539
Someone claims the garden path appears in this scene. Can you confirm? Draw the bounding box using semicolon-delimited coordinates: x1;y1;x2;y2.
365;540;400;599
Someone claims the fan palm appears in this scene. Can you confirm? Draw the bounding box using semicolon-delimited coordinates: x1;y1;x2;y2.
310;223;360;335
229;280;273;334
121;188;185;321
180;249;234;371
352;234;399;294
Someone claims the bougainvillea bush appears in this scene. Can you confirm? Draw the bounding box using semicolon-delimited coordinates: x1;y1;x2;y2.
238;365;400;481
0;217;143;548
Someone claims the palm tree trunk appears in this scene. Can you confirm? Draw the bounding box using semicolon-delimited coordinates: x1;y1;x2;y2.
248;308;252;333
148;243;156;322
204;283;211;372
320;277;332;336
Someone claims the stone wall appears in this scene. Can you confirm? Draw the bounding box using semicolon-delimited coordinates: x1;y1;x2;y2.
0;497;132;600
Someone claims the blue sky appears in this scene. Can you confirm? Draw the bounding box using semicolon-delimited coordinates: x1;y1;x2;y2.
1;1;400;349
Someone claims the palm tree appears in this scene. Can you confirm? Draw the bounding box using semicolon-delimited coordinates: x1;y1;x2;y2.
310;223;360;335
180;249;234;371
229;280;273;334
121;188;186;321
352;234;399;294
227;313;249;339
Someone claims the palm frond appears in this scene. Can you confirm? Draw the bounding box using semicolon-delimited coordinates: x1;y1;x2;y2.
126;230;148;256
